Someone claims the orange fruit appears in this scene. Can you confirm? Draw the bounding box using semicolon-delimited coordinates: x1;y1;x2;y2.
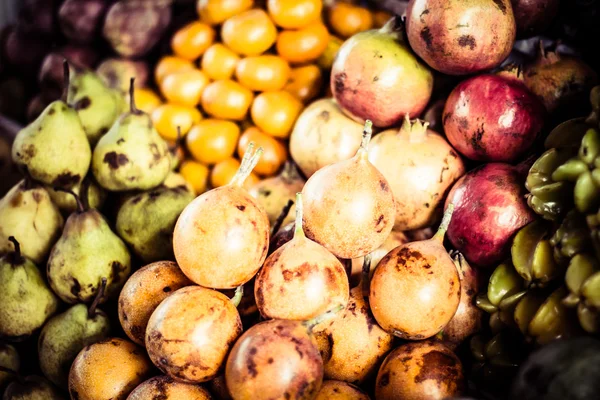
197;0;254;25
237;127;288;176
221;9;277;56
155;56;195;85
180;160;210;194
160;69;210;107
211;157;259;189
251;91;303;139
186;119;241;165
267;0;322;29
171;21;215;61
201;43;240;81
201;80;253;121
132;88;162;114
276;21;329;64
328;3;374;38
151;104;202;141
316;35;343;70
284;64;322;103
373;10;393;29
235;55;291;92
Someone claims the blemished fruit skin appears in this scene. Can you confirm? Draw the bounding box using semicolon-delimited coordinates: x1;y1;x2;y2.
315;380;371;400
127;375;213;399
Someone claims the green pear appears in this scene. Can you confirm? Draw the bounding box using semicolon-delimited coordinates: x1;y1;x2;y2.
68;68;123;146
39;282;110;389
116;186;194;262
2;375;65;400
162;171;195;195
12;64;91;188
0;238;59;341
0;343;19;390
92;80;171;191
47;190;131;304
0;179;64;264
46;177;107;215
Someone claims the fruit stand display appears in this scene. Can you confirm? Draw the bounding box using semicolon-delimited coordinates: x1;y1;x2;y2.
1;0;600;399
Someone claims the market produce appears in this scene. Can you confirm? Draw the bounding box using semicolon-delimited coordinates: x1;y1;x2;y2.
302;121;395;259
0;344;19;389
0;179;63;264
375;341;465;400
127;375;213;400
47;189;131;304
237;126;288;176
327;2;373;38
443;69;546;162
0;237;59;341
68;337;152;400
510;0;559;38
370;205;460;339
3;375;65;400
145;285;243;383
349;230;409;285
96;58;150;94
12;64;91;188
369;114;465;230
255;192;349;321
315;380;370;400
283;64;323;104
46;178;106;215
58;0;108;45
331;16;433;128
405;0;516;75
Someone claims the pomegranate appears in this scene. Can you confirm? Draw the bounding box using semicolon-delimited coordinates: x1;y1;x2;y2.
405;0;516;75
331;16;433;128
443;71;545;162
445;163;536;267
511;0;560;38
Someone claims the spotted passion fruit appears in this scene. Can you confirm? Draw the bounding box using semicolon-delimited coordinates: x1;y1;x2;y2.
127;375;213;399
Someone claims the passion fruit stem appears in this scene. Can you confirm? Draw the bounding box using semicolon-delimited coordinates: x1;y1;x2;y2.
357;120;373;157
230;142;263;187
303;304;345;331
379;14;405;41
294;192;305;239
62;60;70;103
361;253;372;300
399;113;428;143
8;236;24;265
231;285;244;307
129;77;142;115
271;199;294;237
88;277;107;318
54;187;86;213
433;203;455;242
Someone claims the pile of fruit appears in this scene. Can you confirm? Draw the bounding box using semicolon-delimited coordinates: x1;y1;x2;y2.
1;1;600;400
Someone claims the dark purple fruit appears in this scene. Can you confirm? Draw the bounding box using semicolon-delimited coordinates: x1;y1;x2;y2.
59;0;110;44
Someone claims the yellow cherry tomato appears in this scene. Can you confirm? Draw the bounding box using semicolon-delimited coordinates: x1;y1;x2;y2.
276;21;330;64
160;69;210;108
267;0;322;29
180;160;209;194
328;3;373;38
201;80;253;121
250;90;303;139
186;119;241;165
201;43;240;81
221;9;277;56
238;126;288;176
284;64;322;103
211;157;259;189
171;21;215;61
154;56;195;85
197;0;254;25
132;88;162;114
235;55;291;92
316;35;343;70
151;104;202;141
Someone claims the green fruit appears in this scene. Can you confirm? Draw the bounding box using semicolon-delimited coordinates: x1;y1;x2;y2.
39;302;110;388
544;117;590;150
68;69;123;146
46;178;106;214
0;180;64;264
0;343;19;389
47;190;131;304
581;271;600;308
0;238;59;341
578;128;600;165
514;292;546;335
564;253;598;298
577;303;600;333
487;262;524;306
162;172;195;195
551;158;588;182
550;210;591;262
528;287;581;345
2;375;65;399
92;82;170;191
574;171;600;213
116;186;194;262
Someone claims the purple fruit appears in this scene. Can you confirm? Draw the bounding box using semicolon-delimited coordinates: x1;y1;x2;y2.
39;47;99;101
59;0;110;44
17;0;57;36
1;28;47;75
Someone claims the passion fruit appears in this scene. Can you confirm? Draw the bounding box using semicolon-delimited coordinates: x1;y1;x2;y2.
127;375;212;399
315;380;370;400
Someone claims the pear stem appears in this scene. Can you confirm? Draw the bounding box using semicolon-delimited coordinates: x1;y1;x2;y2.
62;60;70;103
433;203;455;242
361;253;372;300
170;126;183;155
80;179;91;210
357;120;373;156
54;187;85;213
88;277;107;318
129;78;140;114
231;285;244;307
230;142;263;187
379;15;405;40
293;192;305;239
303;304;345;331
271;199;294;237
8;236;24;265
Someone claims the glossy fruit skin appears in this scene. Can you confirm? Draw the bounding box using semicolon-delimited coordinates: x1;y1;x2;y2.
145;286;243;383
405;0;516;75
225;319;324;400
173;185;269;289
511;0;560;38
211;158;260;189
276;22;330;64
328;3;374;38
118;261;192;346
284;64;323;104
445;163;536;267
350;231;409;285
238;127;288;176
171;21;215;61
155;56;195;84
443;74;545;162
179;160;209;194
331;24;433;128
235;55;291;92
133;88;161;114
267;0;322;29
186;119;241;165
201;80;254;121
375;341;465;400
160;69;210;108
221;9;278;56
201;43;240;81
315;380;370;400
151;104;202;141
128;375;213;399
197;0;254;25
251;91;304;139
